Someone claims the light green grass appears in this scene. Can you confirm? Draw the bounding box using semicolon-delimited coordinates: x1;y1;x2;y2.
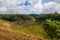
12;23;48;38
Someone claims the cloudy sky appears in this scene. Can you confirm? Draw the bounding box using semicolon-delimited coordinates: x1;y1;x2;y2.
0;0;60;14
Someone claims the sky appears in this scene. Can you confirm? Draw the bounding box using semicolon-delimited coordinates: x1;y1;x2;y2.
0;0;60;14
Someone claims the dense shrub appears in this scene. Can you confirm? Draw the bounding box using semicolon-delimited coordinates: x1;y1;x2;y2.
38;13;60;21
43;19;60;39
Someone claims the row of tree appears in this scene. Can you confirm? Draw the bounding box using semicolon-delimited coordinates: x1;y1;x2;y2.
0;14;35;21
0;12;60;22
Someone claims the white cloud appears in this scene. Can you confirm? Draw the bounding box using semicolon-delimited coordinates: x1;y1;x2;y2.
0;7;7;12
0;0;43;14
6;0;25;6
43;1;60;13
33;0;42;10
48;0;60;3
0;0;60;14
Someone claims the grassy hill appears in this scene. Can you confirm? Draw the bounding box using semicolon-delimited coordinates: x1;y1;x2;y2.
0;20;50;40
0;13;60;40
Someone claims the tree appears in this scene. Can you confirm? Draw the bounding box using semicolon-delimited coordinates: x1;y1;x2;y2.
43;19;60;39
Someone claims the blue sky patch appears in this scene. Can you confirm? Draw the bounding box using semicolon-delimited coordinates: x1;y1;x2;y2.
42;0;47;4
16;0;31;6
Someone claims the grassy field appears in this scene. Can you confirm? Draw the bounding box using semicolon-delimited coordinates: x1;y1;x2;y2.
11;22;48;37
0;20;50;40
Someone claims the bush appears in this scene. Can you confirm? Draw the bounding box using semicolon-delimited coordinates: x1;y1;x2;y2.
43;19;60;39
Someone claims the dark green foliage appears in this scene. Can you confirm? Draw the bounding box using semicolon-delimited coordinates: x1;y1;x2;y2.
0;14;35;21
43;19;60;39
1;14;18;21
18;14;35;21
0;12;60;22
38;12;60;22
